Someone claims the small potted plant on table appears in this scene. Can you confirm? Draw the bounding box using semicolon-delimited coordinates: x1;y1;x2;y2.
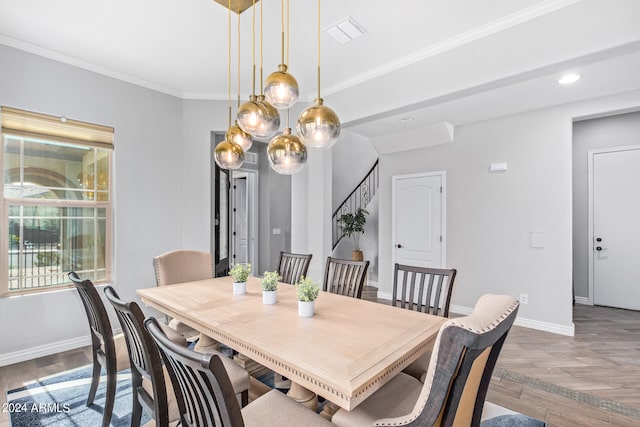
261;271;280;304
230;263;251;295
296;276;320;317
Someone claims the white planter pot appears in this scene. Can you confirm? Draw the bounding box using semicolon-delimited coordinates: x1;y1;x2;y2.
263;290;277;304
233;282;246;295
298;300;315;317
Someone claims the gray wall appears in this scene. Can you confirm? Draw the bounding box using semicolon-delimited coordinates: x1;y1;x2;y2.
0;45;183;359
572;111;640;299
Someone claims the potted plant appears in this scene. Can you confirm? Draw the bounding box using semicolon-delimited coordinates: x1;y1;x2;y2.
338;207;369;261
229;263;251;295
261;271;280;304
296;276;320;317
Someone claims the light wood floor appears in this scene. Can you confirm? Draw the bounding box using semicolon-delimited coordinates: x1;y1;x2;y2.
1;304;639;426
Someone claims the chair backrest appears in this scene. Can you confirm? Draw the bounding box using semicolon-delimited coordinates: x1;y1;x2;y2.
322;256;370;299
104;286;168;426
153;249;213;286
277;251;312;285
69;272;116;364
145;317;244;427
392;264;457;317
376;294;519;427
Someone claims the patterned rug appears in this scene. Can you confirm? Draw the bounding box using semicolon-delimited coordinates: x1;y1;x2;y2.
7;364;545;426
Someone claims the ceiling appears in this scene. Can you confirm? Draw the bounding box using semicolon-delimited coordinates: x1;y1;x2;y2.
1;0;640;141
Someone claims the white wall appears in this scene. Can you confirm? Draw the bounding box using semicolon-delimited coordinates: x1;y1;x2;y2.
572;111;640;300
0;45;183;363
377;91;640;335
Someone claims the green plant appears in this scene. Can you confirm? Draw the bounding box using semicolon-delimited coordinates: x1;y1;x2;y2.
35;251;59;267
229;263;251;282
296;276;320;302
261;271;280;291
337;207;369;250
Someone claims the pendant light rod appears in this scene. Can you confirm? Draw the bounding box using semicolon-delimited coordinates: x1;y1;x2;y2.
227;0;232;127
280;0;285;65
287;0;290;67
316;0;321;99
251;0;256;96
237;7;241;109
259;0;264;92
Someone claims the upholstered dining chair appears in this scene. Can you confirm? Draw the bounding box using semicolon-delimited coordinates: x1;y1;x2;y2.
69;272;130;427
331;294;519;427
277;251;312;285
104;286;185;427
323;256;370;299
393;264;458;381
153;249;216;349
145;317;333;427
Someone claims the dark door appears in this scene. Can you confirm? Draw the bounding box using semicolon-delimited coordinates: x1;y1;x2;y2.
214;162;231;277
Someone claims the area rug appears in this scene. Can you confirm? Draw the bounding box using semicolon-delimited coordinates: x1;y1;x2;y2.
6;365;150;427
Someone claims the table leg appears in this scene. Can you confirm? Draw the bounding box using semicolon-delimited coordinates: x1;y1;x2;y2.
194;334;221;352
287;382;318;411
319;401;340;421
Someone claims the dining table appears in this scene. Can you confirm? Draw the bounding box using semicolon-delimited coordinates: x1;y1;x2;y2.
137;275;445;416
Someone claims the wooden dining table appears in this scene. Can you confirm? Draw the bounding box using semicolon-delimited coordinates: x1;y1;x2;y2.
137;276;445;414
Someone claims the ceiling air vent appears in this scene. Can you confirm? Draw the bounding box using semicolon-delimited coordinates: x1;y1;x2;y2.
244;152;258;165
325;17;366;45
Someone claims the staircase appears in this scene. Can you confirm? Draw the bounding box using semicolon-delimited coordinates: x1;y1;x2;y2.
332;159;379;301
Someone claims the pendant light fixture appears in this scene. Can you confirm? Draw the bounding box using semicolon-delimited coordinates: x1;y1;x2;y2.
226;7;253;151
297;0;340;149
264;0;299;109
236;0;267;137
255;0;280;139
214;0;245;170
268;110;307;175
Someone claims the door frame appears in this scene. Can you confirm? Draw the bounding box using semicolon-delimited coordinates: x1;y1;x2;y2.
587;144;640;306
230;169;259;276
391;171;447;286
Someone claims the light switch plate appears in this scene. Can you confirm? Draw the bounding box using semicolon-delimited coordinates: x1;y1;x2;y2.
530;232;545;248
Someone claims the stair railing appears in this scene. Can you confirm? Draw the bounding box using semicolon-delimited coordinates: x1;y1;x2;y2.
332;159;379;250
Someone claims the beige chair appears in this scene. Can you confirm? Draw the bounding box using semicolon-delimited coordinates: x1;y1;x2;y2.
331;294;519;427
152;249;216;347
145;317;332;427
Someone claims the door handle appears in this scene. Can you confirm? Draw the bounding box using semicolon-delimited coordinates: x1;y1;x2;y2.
596;237;602;242
396;244;402;248
596;246;603;251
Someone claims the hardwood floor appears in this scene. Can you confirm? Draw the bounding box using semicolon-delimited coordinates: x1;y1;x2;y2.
1;304;639;426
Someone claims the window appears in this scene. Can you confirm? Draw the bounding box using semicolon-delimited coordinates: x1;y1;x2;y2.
1;107;114;296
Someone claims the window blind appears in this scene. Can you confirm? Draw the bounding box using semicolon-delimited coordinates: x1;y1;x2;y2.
1;106;114;149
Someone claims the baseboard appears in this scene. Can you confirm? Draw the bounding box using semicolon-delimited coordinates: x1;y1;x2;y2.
450;304;575;336
0;327;122;367
574;296;591;305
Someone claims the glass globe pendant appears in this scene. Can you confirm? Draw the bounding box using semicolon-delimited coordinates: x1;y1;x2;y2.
264;64;299;109
237;95;267;136
297;98;340;149
214;135;245;170
255;95;280;139
267;127;307;175
227;120;253;151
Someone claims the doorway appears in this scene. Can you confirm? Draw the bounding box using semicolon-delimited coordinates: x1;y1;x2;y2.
589;146;640;310
391;171;446;279
231;170;258;276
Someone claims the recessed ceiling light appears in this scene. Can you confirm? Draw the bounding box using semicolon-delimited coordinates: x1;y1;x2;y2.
558;73;581;85
399;117;414;124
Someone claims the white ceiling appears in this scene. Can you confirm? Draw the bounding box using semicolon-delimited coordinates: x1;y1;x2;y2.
1;0;640;139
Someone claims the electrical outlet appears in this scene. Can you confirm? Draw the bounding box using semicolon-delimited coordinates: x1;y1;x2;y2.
519;293;529;305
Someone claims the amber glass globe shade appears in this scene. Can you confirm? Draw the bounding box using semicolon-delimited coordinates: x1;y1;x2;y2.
254;95;280;139
297;98;341;149
227;121;253;152
237;95;266;136
264;64;299;109
267;128;307;175
214;138;245;170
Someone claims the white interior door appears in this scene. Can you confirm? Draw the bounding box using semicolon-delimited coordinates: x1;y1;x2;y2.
233;176;248;265
393;173;444;269
592;147;640;310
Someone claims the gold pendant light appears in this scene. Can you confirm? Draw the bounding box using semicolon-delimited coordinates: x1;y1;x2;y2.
215;0;245;170
237;0;268;136
264;0;299;109
267;125;307;175
255;0;280;139
227;7;253;151
297;0;340;149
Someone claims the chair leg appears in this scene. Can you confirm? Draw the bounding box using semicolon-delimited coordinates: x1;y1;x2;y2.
87;358;101;406
241;389;249;408
101;366;117;427
130;378;143;427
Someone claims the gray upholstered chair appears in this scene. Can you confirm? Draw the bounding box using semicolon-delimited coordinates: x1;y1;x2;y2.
145;317;332;427
153;249;216;349
277;251;312;285
331;294;519;427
